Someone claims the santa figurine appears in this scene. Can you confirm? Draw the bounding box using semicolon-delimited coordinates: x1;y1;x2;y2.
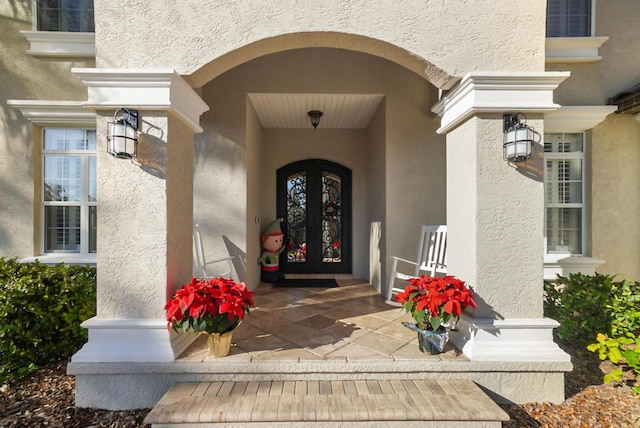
260;218;286;283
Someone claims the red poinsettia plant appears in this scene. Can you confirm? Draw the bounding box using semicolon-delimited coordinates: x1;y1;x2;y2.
396;275;477;331
165;277;255;335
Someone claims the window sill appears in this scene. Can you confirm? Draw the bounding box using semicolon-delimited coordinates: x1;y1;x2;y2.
544;255;604;281
20;30;95;60
20;253;97;267
545;36;609;63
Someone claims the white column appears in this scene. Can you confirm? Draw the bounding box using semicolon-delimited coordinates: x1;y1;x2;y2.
432;72;573;362
70;69;209;362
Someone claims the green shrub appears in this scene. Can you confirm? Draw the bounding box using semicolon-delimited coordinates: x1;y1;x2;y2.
588;333;640;395
0;258;96;382
544;272;617;352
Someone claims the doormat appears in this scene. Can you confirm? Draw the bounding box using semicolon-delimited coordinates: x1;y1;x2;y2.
273;278;339;288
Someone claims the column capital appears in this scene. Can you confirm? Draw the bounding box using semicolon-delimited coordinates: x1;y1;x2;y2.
71;68;209;132
432;71;570;134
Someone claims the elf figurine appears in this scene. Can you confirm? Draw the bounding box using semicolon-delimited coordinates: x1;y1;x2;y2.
260;218;286;283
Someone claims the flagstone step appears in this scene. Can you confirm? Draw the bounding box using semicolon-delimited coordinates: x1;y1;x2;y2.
144;379;509;427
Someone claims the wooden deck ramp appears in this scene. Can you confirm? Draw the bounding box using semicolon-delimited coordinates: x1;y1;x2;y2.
144;379;509;427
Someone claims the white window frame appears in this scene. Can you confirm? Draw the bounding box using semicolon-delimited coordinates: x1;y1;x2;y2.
545;0;608;63
544;132;586;256
7;100;97;266
42;128;97;256
20;0;95;59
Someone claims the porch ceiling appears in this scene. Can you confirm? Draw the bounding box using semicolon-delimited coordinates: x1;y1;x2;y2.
248;93;384;129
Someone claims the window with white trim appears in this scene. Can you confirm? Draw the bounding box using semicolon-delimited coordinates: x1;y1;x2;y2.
42;128;97;254
37;0;94;32
546;0;591;37
544;132;584;255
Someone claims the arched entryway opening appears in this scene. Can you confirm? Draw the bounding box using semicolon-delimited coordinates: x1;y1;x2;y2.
191;33;449;290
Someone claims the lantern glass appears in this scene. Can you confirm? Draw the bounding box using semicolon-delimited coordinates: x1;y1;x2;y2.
503;123;533;162
107;119;137;159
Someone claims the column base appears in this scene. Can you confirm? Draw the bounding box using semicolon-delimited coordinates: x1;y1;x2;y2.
71;317;198;363
451;314;572;363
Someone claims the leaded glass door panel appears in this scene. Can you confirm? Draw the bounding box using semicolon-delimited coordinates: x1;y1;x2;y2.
277;160;351;274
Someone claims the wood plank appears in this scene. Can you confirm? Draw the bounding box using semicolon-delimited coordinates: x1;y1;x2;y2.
282;380;296;395
245;381;260;395
192;382;212;397
288;393;305;421
203;381;223;397
302;395;316;421
390;379;408;394
307;380;320;395
276;392;294;421
257;381;271;395
342;380;357;395
326;395;343;421
366;380;383;395
378;380;395;395
331;380;345;395
401;380;420;394
374;394;407;420
182;396;209;423
231;381;248;395
354;380;369;395
314;394;330;420
236;394;258;422
294;380;307;395
437;379;458;395
217;381;235;396
270;380;284;395
412;379;432;395
319;380;332;395
340;394;369;420
425;379;446;395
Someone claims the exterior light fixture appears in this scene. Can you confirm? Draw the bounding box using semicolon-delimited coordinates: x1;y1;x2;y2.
107;108;139;159
308;110;323;129
503;112;534;162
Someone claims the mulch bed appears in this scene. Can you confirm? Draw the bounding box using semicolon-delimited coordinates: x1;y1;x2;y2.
1;358;639;427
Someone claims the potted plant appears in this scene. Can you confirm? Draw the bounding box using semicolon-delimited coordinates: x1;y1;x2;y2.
165;276;255;357
396;275;477;354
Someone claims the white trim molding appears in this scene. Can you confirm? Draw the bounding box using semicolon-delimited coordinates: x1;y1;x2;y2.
432;72;571;134
20;30;95;59
544;105;617;132
71;318;198;363
546;37;609;63
544;255;605;281
71;68;210;133
7;100;97;126
451;315;573;363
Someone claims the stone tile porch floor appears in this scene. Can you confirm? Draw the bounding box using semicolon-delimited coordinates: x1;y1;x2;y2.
178;277;467;363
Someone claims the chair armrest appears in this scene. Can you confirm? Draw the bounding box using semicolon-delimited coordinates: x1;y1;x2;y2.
390;256;419;267
204;255;234;266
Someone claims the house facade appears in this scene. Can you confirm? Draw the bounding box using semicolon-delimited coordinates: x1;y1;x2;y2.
2;0;639;410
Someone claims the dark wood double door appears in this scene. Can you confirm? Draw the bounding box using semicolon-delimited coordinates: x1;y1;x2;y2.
277;159;351;274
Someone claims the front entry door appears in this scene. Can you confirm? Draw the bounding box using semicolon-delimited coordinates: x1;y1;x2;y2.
277;159;351;274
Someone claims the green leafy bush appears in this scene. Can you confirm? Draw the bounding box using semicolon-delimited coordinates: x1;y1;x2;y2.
588;333;640;395
0;258;96;382
544;273;617;352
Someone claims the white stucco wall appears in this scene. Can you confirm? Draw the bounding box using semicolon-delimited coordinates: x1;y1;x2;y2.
95;0;545;83
0;4;92;259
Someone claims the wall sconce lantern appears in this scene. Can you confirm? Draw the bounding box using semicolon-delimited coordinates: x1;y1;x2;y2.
503;112;535;162
107;108;139;159
308;110;323;129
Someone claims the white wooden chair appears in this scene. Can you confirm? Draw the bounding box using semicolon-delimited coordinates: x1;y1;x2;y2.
386;225;447;304
193;224;234;279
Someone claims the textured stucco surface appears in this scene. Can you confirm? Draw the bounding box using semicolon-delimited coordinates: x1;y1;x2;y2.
0;3;92;259
447;116;545;319
94;0;546;85
97;113;194;318
591;115;640;281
